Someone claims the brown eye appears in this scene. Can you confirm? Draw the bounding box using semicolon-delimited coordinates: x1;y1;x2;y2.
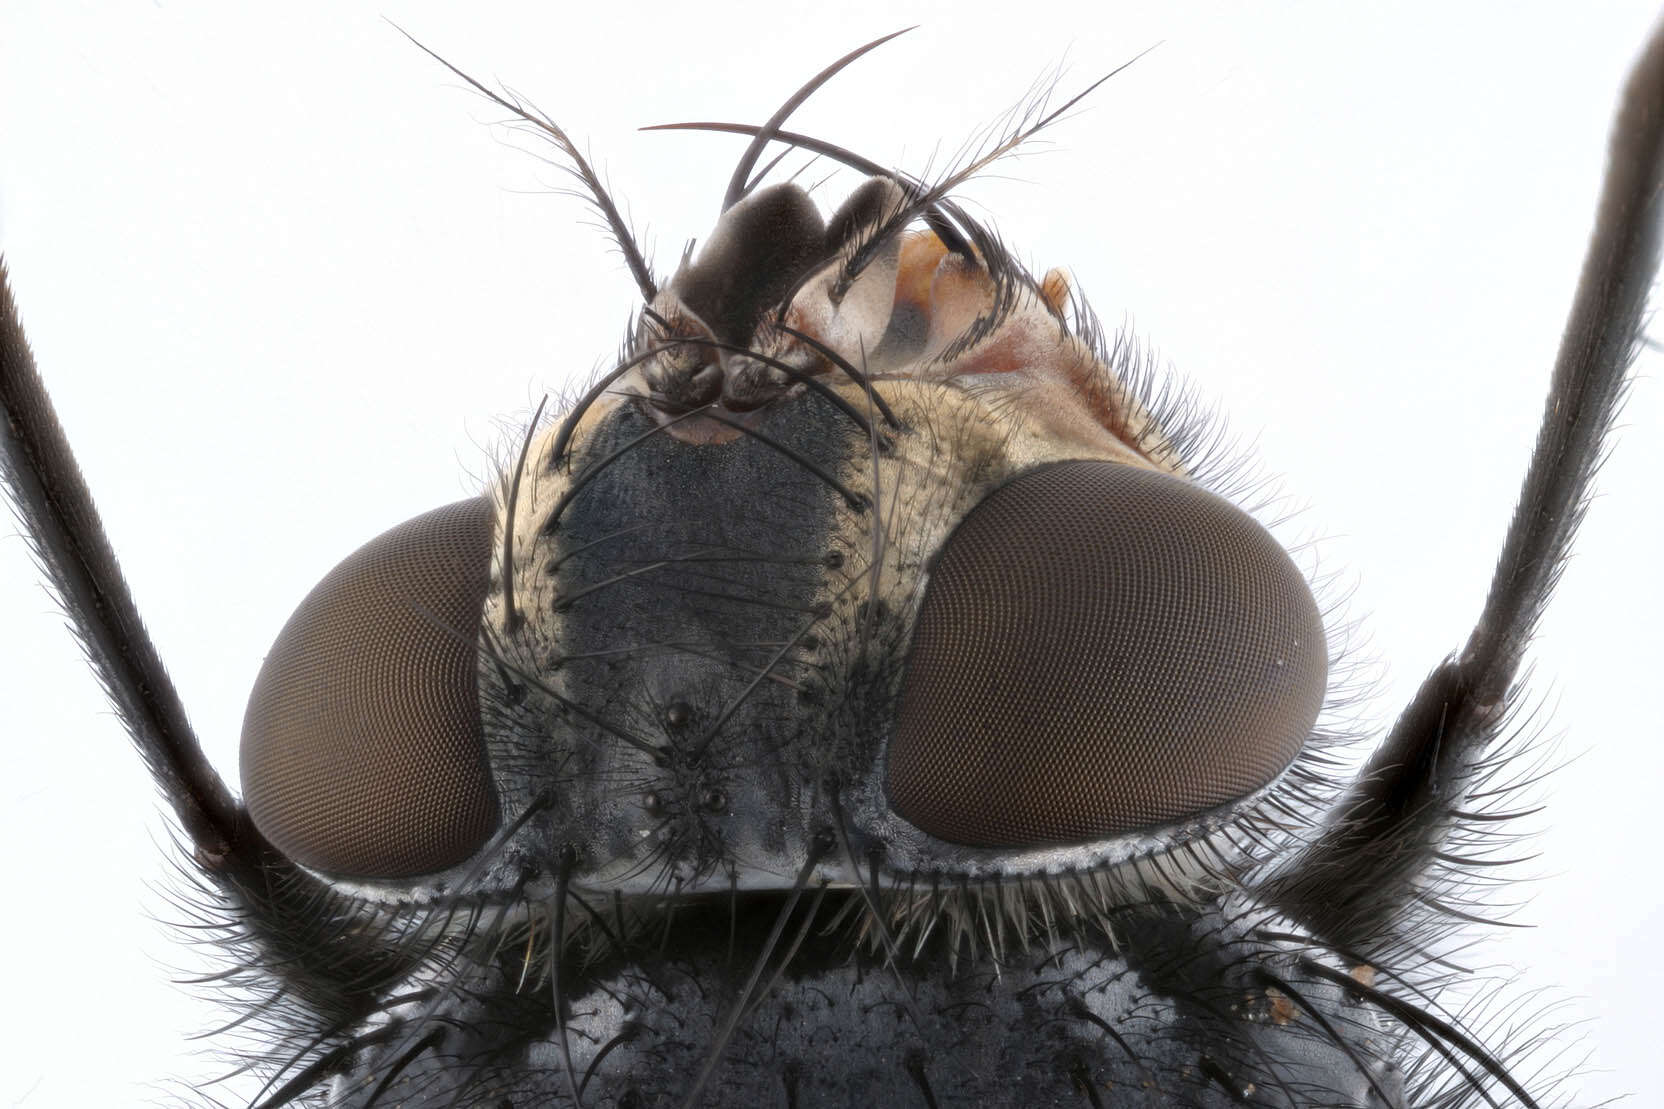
886;462;1326;848
240;498;498;878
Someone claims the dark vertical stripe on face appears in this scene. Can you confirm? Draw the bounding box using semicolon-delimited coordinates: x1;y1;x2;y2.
500;388;857;871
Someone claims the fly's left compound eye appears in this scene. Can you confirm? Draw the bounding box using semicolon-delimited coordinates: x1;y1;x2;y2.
239;498;498;878
886;461;1326;848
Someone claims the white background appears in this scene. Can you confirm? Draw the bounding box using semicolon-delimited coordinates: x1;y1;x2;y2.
2;3;1660;1105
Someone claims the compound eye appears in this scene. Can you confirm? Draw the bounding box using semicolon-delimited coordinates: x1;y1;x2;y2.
886;462;1326;848
240;498;498;878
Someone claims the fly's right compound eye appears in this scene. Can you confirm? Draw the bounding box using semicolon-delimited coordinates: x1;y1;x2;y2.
239;498;498;879
886;461;1327;849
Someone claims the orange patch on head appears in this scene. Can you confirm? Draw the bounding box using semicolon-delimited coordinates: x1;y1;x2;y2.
893;230;951;318
1040;267;1071;317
